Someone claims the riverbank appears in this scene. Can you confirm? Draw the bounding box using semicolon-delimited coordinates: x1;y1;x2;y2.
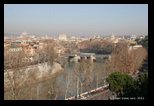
4;62;64;92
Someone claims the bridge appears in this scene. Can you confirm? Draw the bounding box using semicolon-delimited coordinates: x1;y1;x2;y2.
60;53;111;63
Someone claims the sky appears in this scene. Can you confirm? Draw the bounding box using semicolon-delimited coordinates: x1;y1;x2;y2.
4;4;148;37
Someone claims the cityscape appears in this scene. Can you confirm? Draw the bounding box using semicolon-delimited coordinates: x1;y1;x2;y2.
4;4;148;100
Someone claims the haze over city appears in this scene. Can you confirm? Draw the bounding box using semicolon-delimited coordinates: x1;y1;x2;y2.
4;4;148;37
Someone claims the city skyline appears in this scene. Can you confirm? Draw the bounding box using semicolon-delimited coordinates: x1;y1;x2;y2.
4;4;148;37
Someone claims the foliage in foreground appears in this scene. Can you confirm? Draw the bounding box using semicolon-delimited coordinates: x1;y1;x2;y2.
107;71;148;99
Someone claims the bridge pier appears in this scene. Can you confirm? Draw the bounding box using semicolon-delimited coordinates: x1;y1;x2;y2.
108;55;111;61
67;54;97;63
80;57;87;61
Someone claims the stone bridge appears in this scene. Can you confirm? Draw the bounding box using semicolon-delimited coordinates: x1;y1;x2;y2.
60;53;111;63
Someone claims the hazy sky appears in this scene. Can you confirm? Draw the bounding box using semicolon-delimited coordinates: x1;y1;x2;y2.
4;4;148;37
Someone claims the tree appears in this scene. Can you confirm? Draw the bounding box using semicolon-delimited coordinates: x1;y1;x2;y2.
59;41;79;54
64;68;72;99
104;42;147;74
40;40;58;66
139;39;148;50
130;47;147;73
68;58;96;99
136;72;148;99
93;62;107;90
72;59;90;98
106;72;134;96
84;60;95;95
107;72;148;99
35;40;62;100
135;38;140;42
4;39;60;100
4;49;37;100
45;75;60;100
130;44;136;46
77;39;114;54
122;72;148;99
104;42;134;73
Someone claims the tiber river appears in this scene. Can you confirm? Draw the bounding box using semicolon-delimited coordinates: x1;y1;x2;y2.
4;58;109;100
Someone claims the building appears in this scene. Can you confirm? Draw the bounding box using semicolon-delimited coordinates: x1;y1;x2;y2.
69;36;77;42
108;33;119;43
4;43;10;48
20;31;28;38
129;40;137;45
124;35;131;40
59;33;67;41
9;46;22;52
22;56;34;62
128;44;142;51
110;33;115;41
38;42;45;50
130;35;136;41
23;46;37;56
139;35;145;40
30;35;36;39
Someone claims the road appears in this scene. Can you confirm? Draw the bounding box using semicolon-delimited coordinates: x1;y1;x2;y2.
85;89;117;100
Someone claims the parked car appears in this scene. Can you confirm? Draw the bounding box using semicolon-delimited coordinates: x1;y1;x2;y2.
100;89;105;92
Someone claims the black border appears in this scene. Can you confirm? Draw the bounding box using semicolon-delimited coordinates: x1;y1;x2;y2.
4;0;149;4
3;2;151;106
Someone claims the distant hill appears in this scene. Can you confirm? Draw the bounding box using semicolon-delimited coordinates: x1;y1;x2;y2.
4;33;19;37
4;33;51;37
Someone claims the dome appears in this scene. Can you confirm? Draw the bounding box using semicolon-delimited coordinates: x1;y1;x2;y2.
59;33;67;40
20;31;28;37
110;32;115;40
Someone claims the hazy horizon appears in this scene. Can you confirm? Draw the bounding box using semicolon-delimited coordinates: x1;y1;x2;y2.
4;4;148;37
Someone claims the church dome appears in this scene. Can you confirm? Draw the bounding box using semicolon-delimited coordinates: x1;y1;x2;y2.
110;32;115;40
20;31;28;38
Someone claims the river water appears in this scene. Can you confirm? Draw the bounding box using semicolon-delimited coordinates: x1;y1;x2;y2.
56;59;108;100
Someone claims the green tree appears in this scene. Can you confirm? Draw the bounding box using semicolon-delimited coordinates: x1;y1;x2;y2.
107;72;148;99
130;44;136;46
137;72;148;99
135;38;140;42
119;72;148;99
138;39;148;50
106;72;134;96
